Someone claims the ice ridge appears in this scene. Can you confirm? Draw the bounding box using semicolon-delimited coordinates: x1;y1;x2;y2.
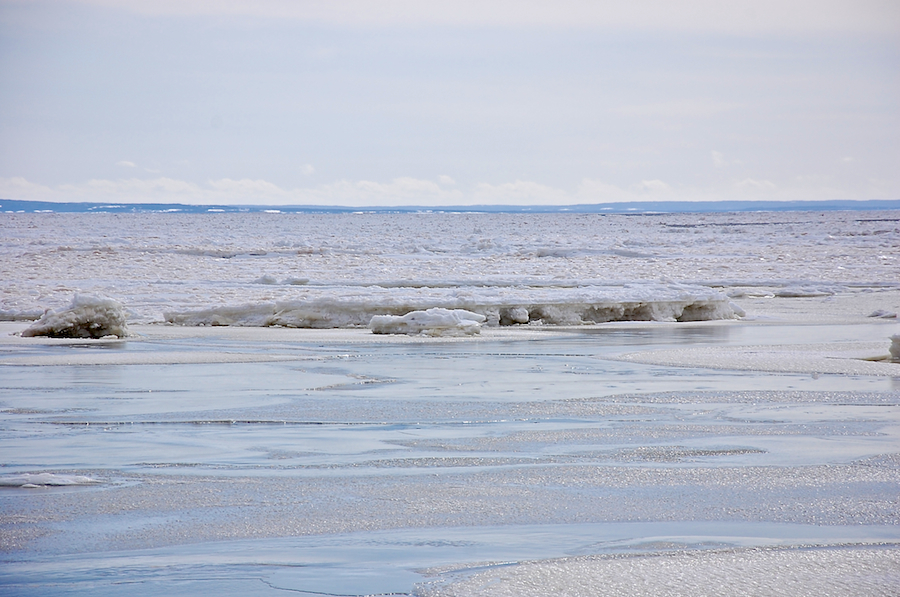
163;284;736;328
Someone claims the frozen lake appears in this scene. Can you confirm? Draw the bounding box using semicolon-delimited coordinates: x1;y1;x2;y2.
1;210;899;595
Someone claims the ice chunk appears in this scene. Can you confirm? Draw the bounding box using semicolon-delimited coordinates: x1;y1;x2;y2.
21;295;130;339
773;286;834;297
0;473;99;487
890;334;900;361
254;274;278;285
501;306;530;325
369;308;485;336
868;309;897;319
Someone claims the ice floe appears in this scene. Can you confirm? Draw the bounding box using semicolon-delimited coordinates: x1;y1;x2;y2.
21;295;131;339
0;472;99;488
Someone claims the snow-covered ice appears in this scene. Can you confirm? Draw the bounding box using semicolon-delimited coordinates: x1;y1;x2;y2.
369;308;486;335
2;211;897;328
21;295;130;338
161;284;736;329
0;472;98;488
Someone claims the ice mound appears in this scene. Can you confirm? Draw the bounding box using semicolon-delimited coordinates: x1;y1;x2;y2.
369;308;485;336
891;334;900;362
254;274;279;285
21;295;131;339
0;473;99;488
164;284;736;328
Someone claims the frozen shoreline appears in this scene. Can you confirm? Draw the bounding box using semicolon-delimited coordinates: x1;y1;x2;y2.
3;293;898;375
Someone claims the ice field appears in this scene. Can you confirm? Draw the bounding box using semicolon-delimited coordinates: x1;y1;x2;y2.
0;210;898;595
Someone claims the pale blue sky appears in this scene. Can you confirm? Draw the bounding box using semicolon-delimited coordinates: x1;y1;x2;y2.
1;0;898;205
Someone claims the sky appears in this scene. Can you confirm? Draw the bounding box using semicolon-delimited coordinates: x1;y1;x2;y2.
0;0;898;206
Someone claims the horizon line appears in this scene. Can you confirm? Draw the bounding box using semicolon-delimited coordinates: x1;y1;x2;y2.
2;198;899;214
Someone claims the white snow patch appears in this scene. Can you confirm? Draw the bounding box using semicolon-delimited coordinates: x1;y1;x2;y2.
21;295;130;339
0;473;99;488
369;308;485;336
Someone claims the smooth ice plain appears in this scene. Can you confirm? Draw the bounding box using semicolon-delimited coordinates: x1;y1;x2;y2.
1;211;899;596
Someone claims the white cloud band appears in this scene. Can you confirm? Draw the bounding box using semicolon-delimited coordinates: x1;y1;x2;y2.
0;175;883;207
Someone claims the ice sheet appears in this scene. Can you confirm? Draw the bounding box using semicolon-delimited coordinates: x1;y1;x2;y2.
2;211;898;327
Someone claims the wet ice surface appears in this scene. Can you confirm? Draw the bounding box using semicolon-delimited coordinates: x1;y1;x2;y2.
1;323;899;596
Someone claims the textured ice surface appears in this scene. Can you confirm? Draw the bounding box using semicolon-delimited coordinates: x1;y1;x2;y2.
370;308;486;335
416;545;900;597
615;340;900;376
162;284;736;328
2;211;898;326
21;295;130;338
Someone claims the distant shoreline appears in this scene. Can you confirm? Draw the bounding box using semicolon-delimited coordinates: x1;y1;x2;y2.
2;198;899;215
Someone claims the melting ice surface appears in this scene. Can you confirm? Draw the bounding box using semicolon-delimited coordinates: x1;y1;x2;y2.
0;210;899;596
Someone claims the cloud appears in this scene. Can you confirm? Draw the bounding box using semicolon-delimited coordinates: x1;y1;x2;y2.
316;177;464;206
74;1;900;34
0;173;888;207
733;178;777;193
471;180;570;205
208;178;288;197
635;180;673;194
0;177;58;201
437;175;456;186
300;164;315;176
116;160;136;167
575;180;636;203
